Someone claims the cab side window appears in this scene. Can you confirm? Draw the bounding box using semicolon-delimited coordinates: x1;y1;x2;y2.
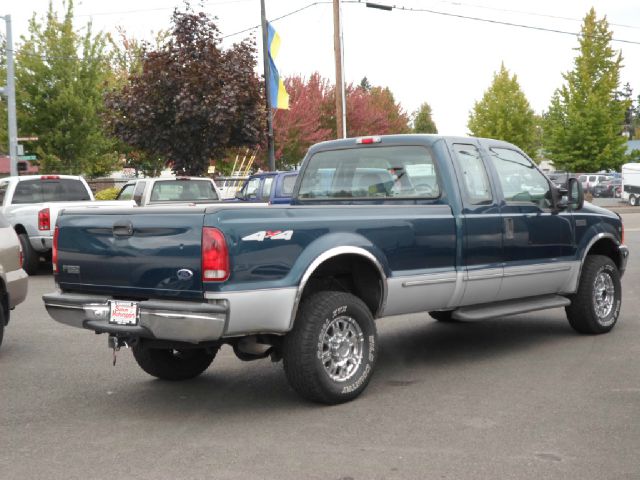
489;148;551;207
452;144;492;204
0;182;7;206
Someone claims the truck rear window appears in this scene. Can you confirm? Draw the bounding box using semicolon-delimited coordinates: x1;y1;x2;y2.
298;146;440;200
149;179;219;203
11;179;91;204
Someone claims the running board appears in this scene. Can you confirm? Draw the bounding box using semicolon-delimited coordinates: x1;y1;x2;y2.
452;295;571;321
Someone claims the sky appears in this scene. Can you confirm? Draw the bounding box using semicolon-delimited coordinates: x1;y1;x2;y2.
4;0;640;136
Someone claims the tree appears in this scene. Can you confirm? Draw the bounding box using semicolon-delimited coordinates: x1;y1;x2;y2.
105;7;264;176
343;84;410;137
16;1;117;176
468;63;537;157
543;8;629;172
618;83;640;140
272;73;333;168
412;102;438;134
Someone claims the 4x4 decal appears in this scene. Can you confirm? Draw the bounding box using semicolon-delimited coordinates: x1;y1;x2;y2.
242;230;293;242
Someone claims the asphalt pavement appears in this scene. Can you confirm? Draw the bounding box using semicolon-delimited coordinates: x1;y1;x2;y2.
1;214;640;480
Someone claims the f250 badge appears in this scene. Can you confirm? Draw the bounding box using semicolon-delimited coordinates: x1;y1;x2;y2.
242;230;293;242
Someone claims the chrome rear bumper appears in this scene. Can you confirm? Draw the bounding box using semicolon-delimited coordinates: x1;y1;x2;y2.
43;292;227;343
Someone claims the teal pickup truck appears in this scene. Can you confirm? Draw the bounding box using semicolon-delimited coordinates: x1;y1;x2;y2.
43;135;628;404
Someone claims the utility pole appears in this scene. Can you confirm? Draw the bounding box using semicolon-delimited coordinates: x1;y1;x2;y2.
2;15;18;176
260;0;276;171
333;0;346;139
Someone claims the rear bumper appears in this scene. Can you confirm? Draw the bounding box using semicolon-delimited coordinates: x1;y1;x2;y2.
30;234;52;253
7;268;28;309
43;292;227;343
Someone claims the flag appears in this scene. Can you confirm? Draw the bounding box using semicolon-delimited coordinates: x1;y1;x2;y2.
267;22;289;110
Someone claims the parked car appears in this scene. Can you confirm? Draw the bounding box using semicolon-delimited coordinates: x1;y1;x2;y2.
0;175;132;275
578;173;613;193
593;178;622;198
116;177;222;205
43;135;628;404
0;215;28;348
229;171;299;204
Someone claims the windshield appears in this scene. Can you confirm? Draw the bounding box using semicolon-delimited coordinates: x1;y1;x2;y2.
149;179;218;203
298;146;440;200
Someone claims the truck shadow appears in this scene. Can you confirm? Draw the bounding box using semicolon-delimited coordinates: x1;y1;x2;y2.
95;313;583;416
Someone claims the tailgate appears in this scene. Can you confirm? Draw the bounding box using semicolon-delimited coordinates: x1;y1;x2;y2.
55;209;205;300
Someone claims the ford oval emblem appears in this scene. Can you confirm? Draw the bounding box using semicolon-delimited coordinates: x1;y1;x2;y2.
177;269;194;281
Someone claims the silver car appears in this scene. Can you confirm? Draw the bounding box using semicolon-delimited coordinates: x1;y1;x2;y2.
0;214;28;348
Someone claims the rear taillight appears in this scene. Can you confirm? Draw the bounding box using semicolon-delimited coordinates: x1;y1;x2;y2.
202;227;229;281
18;243;23;269
621;221;625;245
52;226;59;274
38;208;50;231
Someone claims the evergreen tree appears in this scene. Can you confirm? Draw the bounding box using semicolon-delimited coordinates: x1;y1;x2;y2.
468;63;537;157
543;8;629;172
16;1;117;176
412;102;438;134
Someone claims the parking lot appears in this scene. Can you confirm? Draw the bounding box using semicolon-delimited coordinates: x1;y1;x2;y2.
1;213;640;480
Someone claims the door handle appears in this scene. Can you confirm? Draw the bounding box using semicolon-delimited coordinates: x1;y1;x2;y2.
113;220;134;237
504;218;514;240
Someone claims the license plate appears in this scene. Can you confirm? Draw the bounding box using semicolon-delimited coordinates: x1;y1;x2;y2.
109;301;139;326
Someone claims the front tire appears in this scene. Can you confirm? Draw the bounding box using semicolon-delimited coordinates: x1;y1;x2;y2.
565;255;621;334
132;343;218;380
18;233;39;275
282;291;377;404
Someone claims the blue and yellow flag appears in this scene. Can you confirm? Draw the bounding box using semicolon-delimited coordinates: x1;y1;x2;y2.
267;22;289;110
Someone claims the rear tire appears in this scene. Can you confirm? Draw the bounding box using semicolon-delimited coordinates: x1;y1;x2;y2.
18;233;39;275
630;195;638;206
282;291;377;404
0;304;5;349
132;343;218;380
565;255;621;334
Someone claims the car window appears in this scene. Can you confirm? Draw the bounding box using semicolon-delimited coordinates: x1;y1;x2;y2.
262;177;275;200
451;144;492;205
149;180;218;202
280;175;297;196
298;146;440;200
0;182;8;206
490;148;551;207
241;178;261;199
11;178;91;204
117;183;135;200
589;175;597;182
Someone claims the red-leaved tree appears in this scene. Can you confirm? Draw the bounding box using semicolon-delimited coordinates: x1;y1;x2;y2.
271;73;410;168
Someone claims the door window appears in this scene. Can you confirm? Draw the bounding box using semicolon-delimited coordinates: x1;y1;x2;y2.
117;183;135;200
0;182;7;205
451;144;492;204
489;148;551;207
261;177;275;200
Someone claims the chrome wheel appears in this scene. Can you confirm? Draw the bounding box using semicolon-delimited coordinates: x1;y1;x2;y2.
319;315;364;382
593;271;615;323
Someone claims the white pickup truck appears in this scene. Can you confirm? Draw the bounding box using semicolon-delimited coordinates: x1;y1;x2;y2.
0;175;133;274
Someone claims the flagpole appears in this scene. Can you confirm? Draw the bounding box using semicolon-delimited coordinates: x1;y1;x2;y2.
260;0;276;171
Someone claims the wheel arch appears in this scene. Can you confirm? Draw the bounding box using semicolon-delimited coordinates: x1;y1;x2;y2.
14;224;27;236
289;246;388;329
583;234;622;271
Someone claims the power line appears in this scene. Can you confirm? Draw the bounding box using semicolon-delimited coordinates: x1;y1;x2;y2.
420;0;640;31
388;3;640;46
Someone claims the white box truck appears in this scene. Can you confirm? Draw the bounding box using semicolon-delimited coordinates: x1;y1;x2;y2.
622;163;640;205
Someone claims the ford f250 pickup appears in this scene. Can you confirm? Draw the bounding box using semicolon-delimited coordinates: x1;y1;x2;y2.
43;135;629;404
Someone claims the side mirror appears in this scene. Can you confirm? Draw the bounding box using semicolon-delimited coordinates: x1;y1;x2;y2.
567;177;584;210
235;190;245;201
132;192;143;206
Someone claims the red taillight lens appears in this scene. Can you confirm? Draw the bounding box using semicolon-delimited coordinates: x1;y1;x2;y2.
202;227;229;281
38;208;51;231
52;226;59;274
18;243;23;269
